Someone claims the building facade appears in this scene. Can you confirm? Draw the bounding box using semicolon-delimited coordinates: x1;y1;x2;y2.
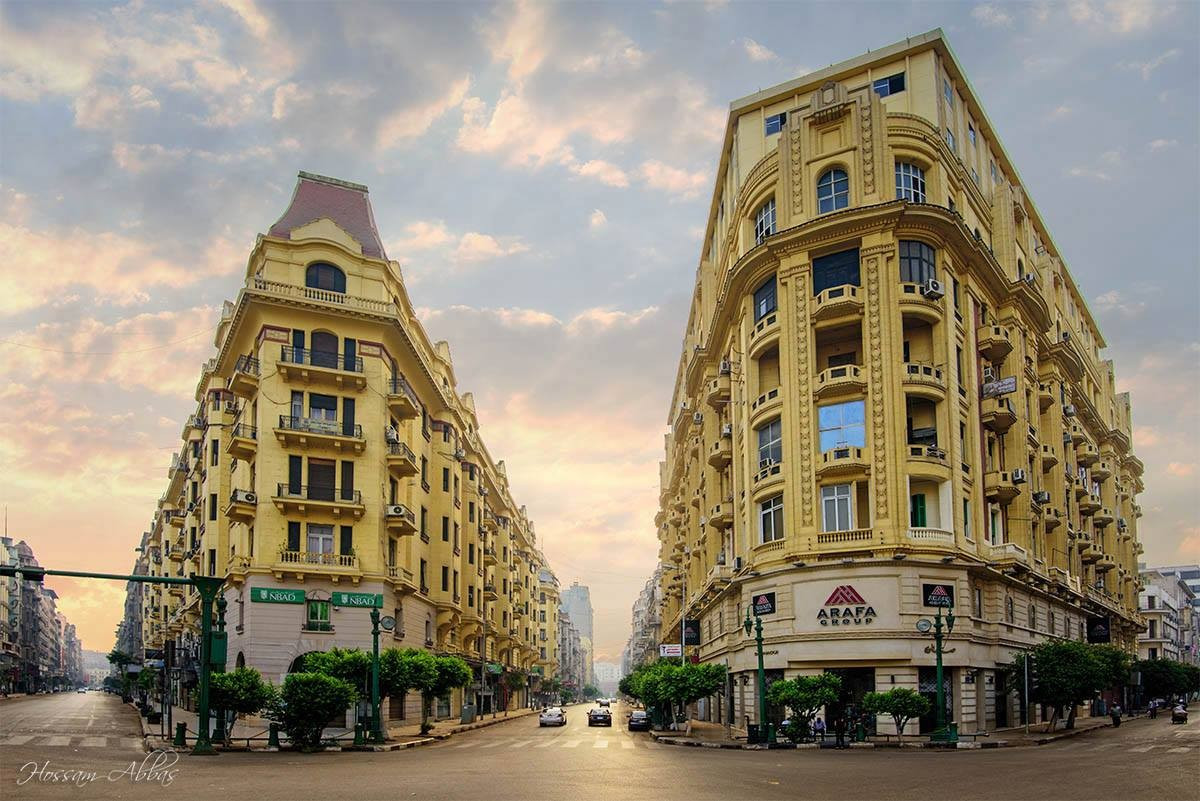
623;568;663;675
651;30;1145;736
557;611;586;694
127;172;560;719
560;582;595;685
1138;568;1197;664
1;540;83;692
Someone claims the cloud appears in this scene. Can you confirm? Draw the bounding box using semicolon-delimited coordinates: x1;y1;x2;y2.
454;232;530;263
1148;138;1178;152
1120;48;1181;81
389;220;454;254
1094;290;1147;319
1166;462;1196;478
214;0;274;41
1048;104;1072;120
972;4;1013;27
589;209;608;230
741;38;777;62
1069;1;1177;33
484;0;549;83
376;75;472;149
638;160;710;198
570;160;630;188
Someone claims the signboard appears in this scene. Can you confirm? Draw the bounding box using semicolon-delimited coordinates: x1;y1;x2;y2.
752;592;777;616
487;663;504;674
659;644;682;657
922;583;956;608
250;587;305;604
1087;615;1111;644
332;591;384;608
683;618;702;646
816;585;876;627
981;376;1017;399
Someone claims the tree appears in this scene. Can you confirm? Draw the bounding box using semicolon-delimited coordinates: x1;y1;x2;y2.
304;648;373;696
107;649;135;699
1008;640;1105;730
278;673;357;751
209;668;278;745
624;659;725;729
618;674;638;701
1092;644;1134;691
861;688;930;740
767;673;842;742
582;683;600;700
1137;658;1196;701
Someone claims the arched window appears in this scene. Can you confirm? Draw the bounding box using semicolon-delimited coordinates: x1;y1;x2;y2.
311;331;338;369
895;162;926;203
817;168;850;213
899;240;937;284
754;197;776;245
305;262;346;294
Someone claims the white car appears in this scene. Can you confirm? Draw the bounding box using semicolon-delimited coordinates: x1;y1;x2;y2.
539;707;566;727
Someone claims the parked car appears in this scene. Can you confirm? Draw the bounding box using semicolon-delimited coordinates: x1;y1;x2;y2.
588;707;613;727
76;688;87;693
539;707;566;727
627;710;650;731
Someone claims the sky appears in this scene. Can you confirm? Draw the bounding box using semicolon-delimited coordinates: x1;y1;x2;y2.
1;1;1197;663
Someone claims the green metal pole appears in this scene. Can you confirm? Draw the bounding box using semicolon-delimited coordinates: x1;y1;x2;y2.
755;615;770;743
934;608;946;737
370;608;383;744
191;576;223;756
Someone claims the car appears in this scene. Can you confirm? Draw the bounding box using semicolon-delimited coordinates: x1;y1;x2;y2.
76;688;86;693
627;710;650;731
588;707;612;727
539;707;566;727
598;698;611;707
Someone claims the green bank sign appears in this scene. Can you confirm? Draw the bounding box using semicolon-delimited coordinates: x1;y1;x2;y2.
251;587;305;604
332;591;383;608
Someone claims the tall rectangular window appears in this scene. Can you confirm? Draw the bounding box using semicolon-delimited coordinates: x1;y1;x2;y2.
821;484;854;532
307;524;334;556
963;498;971;539
754;197;776;245
441;565;449;592
306;599;332;632
209;493;217;521
818;400;866;451
811;248;861;295
945;128;956;152
753;276;777;321
764;112;787;135
898;240;937;284
211;439;219;466
895;162;926;203
756;418;782;466
442;516;449;542
759;494;784;543
943;78;953;106
910;493;927;527
442;467;450;492
339;525;353;556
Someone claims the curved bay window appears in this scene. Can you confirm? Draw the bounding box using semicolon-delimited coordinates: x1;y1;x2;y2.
754;197;776;245
817;168;850;214
899;240;937;284
895;162;926;203
818;400;865;451
306;262;346;294
753;276;777;321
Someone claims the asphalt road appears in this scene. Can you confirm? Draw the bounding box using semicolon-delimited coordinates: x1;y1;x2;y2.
3;695;1197;801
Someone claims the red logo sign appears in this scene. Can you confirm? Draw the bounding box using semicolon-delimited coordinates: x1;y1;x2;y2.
824;585;866;606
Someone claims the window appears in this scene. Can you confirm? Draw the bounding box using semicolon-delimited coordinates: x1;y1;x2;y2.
209;493;217;521
759;494;784;543
990;161;999;183
943;78;953;107
872;72;905;97
968;122;976;146
441;565;449;592
468;543;475;564
818;400;865;451
754;197;776;244
945;128;956;152
971;168;980;186
306;599;332;631
211;439;219;466
305;262;346;294
442;467;450;493
307;524;334;556
441;516;449;542
1005;596;1015;623
821;484;854;532
973;587;982;617
817;169;849;213
757;418;782;467
990;508;1001;545
895;162;926;203
309;393;337;421
764;112;787;135
910;493;927;527
753;276;777;321
963;498;971;540
1029;604;1037;630
899;240;937;284
811;248;860;295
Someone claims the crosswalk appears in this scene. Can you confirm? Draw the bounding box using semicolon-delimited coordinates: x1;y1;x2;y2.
1053;739;1193;755
452;736;653;751
0;734;144;750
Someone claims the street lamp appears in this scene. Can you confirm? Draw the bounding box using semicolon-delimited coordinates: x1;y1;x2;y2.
916;606;956;742
369;608;385;744
743;606;774;744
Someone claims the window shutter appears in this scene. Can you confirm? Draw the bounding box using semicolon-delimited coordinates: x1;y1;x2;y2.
343;397;356;438
288;455;302;494
910;494;926;527
341;460;354;501
343;338;357;370
340;525;353;556
292;329;305;352
287;521;301;552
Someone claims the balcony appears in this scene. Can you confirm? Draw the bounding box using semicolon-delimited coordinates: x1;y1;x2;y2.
705;373;731;408
816;528;874;546
1068;422;1086;444
228;355;260;398
980;396;1017;433
976;325;1013;363
900;362;946;400
165;509;185;529
907;444;949;472
748;312;780;359
226;424;258;460
1077;442;1099;465
1092;459;1113;480
817;446;869;477
907;527;955;548
387;564;417;593
252;275;396;316
384;503;418;535
224;489;257;523
814;364;866;400
749;386;782;427
1043;506;1062;530
277;345;367;391
1038;381;1055;411
1079;492;1101;514
1073;476;1089;499
483;546;497;566
1093;507;1114;527
707;438;732;468
383;375;420;420
1133;503;1143;518
984;470;1021;504
273;484;365;519
275;549;359;574
897;282;943;323
483;584;499;601
275;415;365;453
708;502;733;529
1078;540;1101;564
386;441;419;477
754;459;783;485
1096;553;1117;572
1040;443;1058;471
986;541;1029;569
811;284;863;323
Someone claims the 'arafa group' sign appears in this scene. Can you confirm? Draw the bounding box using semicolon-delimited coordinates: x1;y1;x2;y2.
817;585;877;626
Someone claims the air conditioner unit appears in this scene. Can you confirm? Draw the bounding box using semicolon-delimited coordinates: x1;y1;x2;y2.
733;556;744;571
1063;404;1077;417
1117;518;1128;532
921;278;945;299
186;501;196;514
385;426;400;444
224;401;238;413
680;400;690;411
386;504;406;516
982;366;997;383
716;551;726;566
1011;468;1028;484
1061;331;1071;342
233;489;257;505
454;448;466;461
480;487;489;497
1032;490;1051;504
692;412;703;425
721;423;733;437
719;359;732;376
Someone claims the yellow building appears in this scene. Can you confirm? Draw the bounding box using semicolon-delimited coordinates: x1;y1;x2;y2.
140;171;557;718
654;29;1145;735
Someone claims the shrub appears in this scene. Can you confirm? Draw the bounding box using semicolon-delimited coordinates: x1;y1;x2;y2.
210;668;278;743
279;672;357;751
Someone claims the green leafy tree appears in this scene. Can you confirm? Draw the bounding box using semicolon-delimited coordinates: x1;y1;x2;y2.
582;683;600;700
861;688;930;739
560;687;577;704
504;670;527;692
1092;644;1134;691
209;668;278;745
767;673;842;741
1009;640;1105;730
618;674;638;701
304;648;373;696
278;673;357;751
1137;658;1195;701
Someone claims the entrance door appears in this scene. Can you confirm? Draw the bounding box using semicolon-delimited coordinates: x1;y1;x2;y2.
826;667;877;736
995;672;1008;728
918;667;953;733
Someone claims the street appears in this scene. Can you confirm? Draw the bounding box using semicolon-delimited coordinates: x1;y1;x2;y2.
2;696;1198;800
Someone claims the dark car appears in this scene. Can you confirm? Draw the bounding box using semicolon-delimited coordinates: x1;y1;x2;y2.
587;707;612;727
627;710;650;731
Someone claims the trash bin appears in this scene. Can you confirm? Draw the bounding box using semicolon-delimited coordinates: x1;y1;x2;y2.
747;723;761;744
460;703;476;724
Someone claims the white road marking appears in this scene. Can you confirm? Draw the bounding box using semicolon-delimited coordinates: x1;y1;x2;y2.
593;739;609;749
478;740;506;749
122;738;144;750
453;741;479;749
43;736;72;747
507;739;533;749
80;736;108;748
562;739;582;748
533;739;557;748
1167;746;1190;754
621;740;635;749
1129;745;1154;753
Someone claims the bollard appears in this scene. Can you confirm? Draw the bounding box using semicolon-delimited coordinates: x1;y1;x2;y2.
267;722;281;749
173;722;187;748
353;722;365;746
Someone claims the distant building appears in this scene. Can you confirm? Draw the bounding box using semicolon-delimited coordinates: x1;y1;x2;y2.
560;583;595;684
2;540;83;691
593;661;620;696
622;568;662;676
1138;566;1198;664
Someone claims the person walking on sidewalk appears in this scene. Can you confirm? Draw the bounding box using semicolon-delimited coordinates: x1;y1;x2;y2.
813;717;826;743
1110;703;1122;728
1149;700;1157;719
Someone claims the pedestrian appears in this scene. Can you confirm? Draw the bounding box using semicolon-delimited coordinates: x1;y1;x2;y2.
834;713;846;748
1149;700;1157;719
1110;703;1122;728
814;716;826;742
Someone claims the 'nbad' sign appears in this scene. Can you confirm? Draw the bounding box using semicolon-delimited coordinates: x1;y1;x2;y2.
817;585;876;626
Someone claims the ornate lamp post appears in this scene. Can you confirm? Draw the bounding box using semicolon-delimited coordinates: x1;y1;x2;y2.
743;607;773;744
370;608;391;744
916;606;956;742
